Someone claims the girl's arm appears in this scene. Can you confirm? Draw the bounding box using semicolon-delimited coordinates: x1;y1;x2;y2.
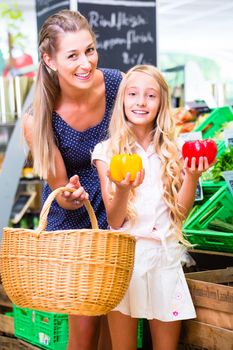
177;156;211;217
22;113;88;210
96;159;144;229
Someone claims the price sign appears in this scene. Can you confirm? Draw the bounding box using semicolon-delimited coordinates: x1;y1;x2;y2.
224;128;233;148
78;0;157;72
195;178;203;201
223;170;233;198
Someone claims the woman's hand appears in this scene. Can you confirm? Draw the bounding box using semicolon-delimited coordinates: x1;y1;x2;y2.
107;168;145;192
62;175;89;208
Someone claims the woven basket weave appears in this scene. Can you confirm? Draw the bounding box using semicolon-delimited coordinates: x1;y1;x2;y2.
0;187;135;315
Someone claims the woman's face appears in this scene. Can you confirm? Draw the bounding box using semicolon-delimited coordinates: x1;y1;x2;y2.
49;29;98;91
124;71;161;132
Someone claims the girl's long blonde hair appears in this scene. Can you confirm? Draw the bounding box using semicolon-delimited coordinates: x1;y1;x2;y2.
32;10;96;179
107;64;189;245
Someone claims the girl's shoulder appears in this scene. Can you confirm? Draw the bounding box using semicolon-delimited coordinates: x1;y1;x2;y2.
92;139;111;164
93;138;110;154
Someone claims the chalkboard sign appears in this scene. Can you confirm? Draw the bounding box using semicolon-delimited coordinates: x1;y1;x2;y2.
78;0;157;72
36;0;70;33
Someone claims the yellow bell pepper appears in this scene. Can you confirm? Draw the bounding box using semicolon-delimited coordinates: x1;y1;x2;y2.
110;154;143;182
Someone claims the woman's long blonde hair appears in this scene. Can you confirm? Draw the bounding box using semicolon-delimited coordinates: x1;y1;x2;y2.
32;10;96;179
107;65;189;245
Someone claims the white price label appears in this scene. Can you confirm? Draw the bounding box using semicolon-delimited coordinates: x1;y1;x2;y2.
222;171;233;198
224;128;233;147
195;178;203;201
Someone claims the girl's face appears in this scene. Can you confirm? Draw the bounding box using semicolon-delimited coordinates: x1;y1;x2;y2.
124;71;161;131
48;29;98;90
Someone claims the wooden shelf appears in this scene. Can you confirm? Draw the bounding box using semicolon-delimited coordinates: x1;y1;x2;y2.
189;248;233;257
188;249;233;271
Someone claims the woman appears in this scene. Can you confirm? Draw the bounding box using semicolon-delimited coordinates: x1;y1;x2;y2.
23;9;123;350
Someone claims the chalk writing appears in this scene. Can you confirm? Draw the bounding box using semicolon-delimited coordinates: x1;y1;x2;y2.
79;2;156;71
37;0;55;6
96;30;154;51
89;11;147;30
122;52;146;65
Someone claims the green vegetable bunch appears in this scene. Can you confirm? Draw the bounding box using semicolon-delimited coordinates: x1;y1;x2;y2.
211;147;233;181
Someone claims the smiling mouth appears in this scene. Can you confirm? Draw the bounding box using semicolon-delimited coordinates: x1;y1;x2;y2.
75;71;91;80
132;110;148;115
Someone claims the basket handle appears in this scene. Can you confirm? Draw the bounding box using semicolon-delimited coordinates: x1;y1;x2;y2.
36;187;98;233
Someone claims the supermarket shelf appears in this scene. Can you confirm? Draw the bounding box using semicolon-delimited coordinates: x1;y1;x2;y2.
0;85;34;237
19;178;43;185
188;249;233;271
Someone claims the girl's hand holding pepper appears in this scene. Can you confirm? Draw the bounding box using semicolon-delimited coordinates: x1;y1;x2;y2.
107;168;145;191
109;153;144;190
183;156;216;180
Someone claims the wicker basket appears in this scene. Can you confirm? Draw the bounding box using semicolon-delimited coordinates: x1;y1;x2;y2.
0;187;136;315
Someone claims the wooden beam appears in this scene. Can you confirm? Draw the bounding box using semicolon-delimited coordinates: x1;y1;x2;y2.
0;314;14;335
185;267;233;283
180;320;233;349
0;284;13;308
0;335;40;350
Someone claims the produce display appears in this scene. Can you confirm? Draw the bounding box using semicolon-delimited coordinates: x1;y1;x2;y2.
110;154;143;182
173;107;197;134
174;105;233;139
180;106;233;253
208;147;233;181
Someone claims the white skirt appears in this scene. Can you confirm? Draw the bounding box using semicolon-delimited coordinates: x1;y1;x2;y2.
113;238;196;321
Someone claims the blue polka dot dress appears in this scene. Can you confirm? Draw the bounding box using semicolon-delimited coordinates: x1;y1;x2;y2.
42;68;122;230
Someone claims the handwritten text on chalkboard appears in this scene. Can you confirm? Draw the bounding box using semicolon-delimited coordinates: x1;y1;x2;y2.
79;2;156;71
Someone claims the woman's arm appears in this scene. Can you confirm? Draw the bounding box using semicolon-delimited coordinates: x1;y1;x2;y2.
178;156;212;217
96;160;144;228
22;113;88;210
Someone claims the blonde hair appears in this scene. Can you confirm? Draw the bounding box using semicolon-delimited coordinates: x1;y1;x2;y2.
107;64;189;245
32;10;96;179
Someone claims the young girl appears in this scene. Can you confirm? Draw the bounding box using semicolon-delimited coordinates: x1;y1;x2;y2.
92;65;215;350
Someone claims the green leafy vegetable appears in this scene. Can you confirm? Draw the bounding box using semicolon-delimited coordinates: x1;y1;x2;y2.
211;147;233;181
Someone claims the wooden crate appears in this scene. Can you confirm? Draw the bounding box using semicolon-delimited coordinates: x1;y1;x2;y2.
185;267;233;330
0;279;41;349
180;267;233;350
0;335;40;350
180;320;233;350
0;279;14;336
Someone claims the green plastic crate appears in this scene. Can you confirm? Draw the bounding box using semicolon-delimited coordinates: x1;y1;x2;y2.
137;319;143;349
183;184;233;231
183;184;233;252
216;139;226;157
201;180;225;200
184;181;225;240
194;106;233;138
184;228;233;253
14;305;68;350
